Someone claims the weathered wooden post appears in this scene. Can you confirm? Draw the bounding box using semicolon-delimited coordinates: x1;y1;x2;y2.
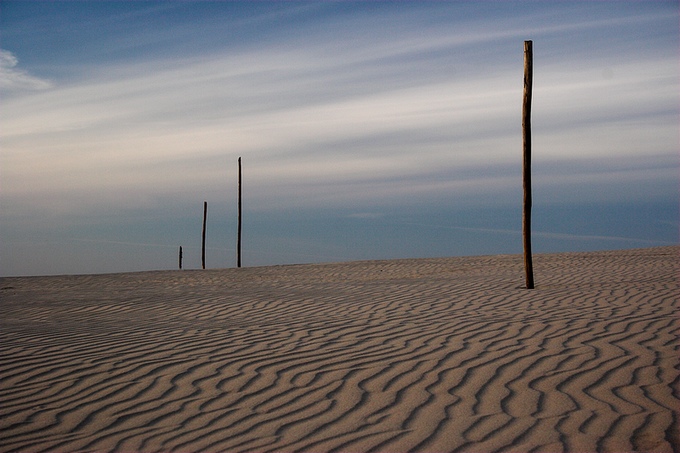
179;246;183;270
202;201;207;270
237;157;242;268
522;40;535;289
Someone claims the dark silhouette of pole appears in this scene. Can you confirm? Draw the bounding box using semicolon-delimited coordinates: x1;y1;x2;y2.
237;157;242;268
522;40;535;289
202;201;207;270
179;246;183;270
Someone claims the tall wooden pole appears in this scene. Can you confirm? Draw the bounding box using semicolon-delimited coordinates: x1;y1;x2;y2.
179;246;183;270
202;201;207;270
522;40;535;289
237;157;242;268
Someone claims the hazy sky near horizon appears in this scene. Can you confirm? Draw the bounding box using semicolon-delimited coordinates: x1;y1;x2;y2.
1;1;678;276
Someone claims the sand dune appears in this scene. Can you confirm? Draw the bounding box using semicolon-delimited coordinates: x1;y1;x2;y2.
1;246;678;452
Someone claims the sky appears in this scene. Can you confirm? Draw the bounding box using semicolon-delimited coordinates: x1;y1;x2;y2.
1;1;678;277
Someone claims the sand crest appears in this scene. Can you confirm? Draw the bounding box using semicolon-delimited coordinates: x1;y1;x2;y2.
1;246;678;452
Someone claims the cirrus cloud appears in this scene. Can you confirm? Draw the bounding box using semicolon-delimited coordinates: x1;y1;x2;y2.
0;49;53;92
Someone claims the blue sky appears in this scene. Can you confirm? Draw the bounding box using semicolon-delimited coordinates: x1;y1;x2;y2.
1;1;677;276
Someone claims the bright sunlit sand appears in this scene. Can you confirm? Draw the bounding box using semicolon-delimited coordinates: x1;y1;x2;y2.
1;246;678;452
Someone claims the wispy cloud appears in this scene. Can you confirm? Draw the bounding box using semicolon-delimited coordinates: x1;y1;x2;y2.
3;43;675;216
0;49;52;92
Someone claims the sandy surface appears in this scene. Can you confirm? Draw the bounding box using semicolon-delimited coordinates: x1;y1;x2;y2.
1;246;678;452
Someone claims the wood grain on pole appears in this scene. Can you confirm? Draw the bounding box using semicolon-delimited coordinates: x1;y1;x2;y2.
523;40;535;289
202;201;207;270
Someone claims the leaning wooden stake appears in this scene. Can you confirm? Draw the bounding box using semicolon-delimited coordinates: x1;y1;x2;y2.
237;157;242;268
202;201;208;270
522;40;535;289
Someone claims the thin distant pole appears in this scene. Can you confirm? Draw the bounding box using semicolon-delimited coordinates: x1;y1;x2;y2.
237;157;242;268
522;40;535;289
202;201;208;270
179;246;183;270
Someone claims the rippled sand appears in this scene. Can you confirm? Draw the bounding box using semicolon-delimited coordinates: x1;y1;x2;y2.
1;246;678;452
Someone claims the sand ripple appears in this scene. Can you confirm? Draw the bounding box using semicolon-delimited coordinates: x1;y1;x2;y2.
1;246;678;452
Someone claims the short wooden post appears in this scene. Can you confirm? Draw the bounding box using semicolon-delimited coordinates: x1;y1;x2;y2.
237;157;243;268
202;201;207;270
522;40;535;289
179;246;183;270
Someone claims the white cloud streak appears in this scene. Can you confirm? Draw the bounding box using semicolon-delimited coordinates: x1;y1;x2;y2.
1;5;677;218
0;49;52;92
